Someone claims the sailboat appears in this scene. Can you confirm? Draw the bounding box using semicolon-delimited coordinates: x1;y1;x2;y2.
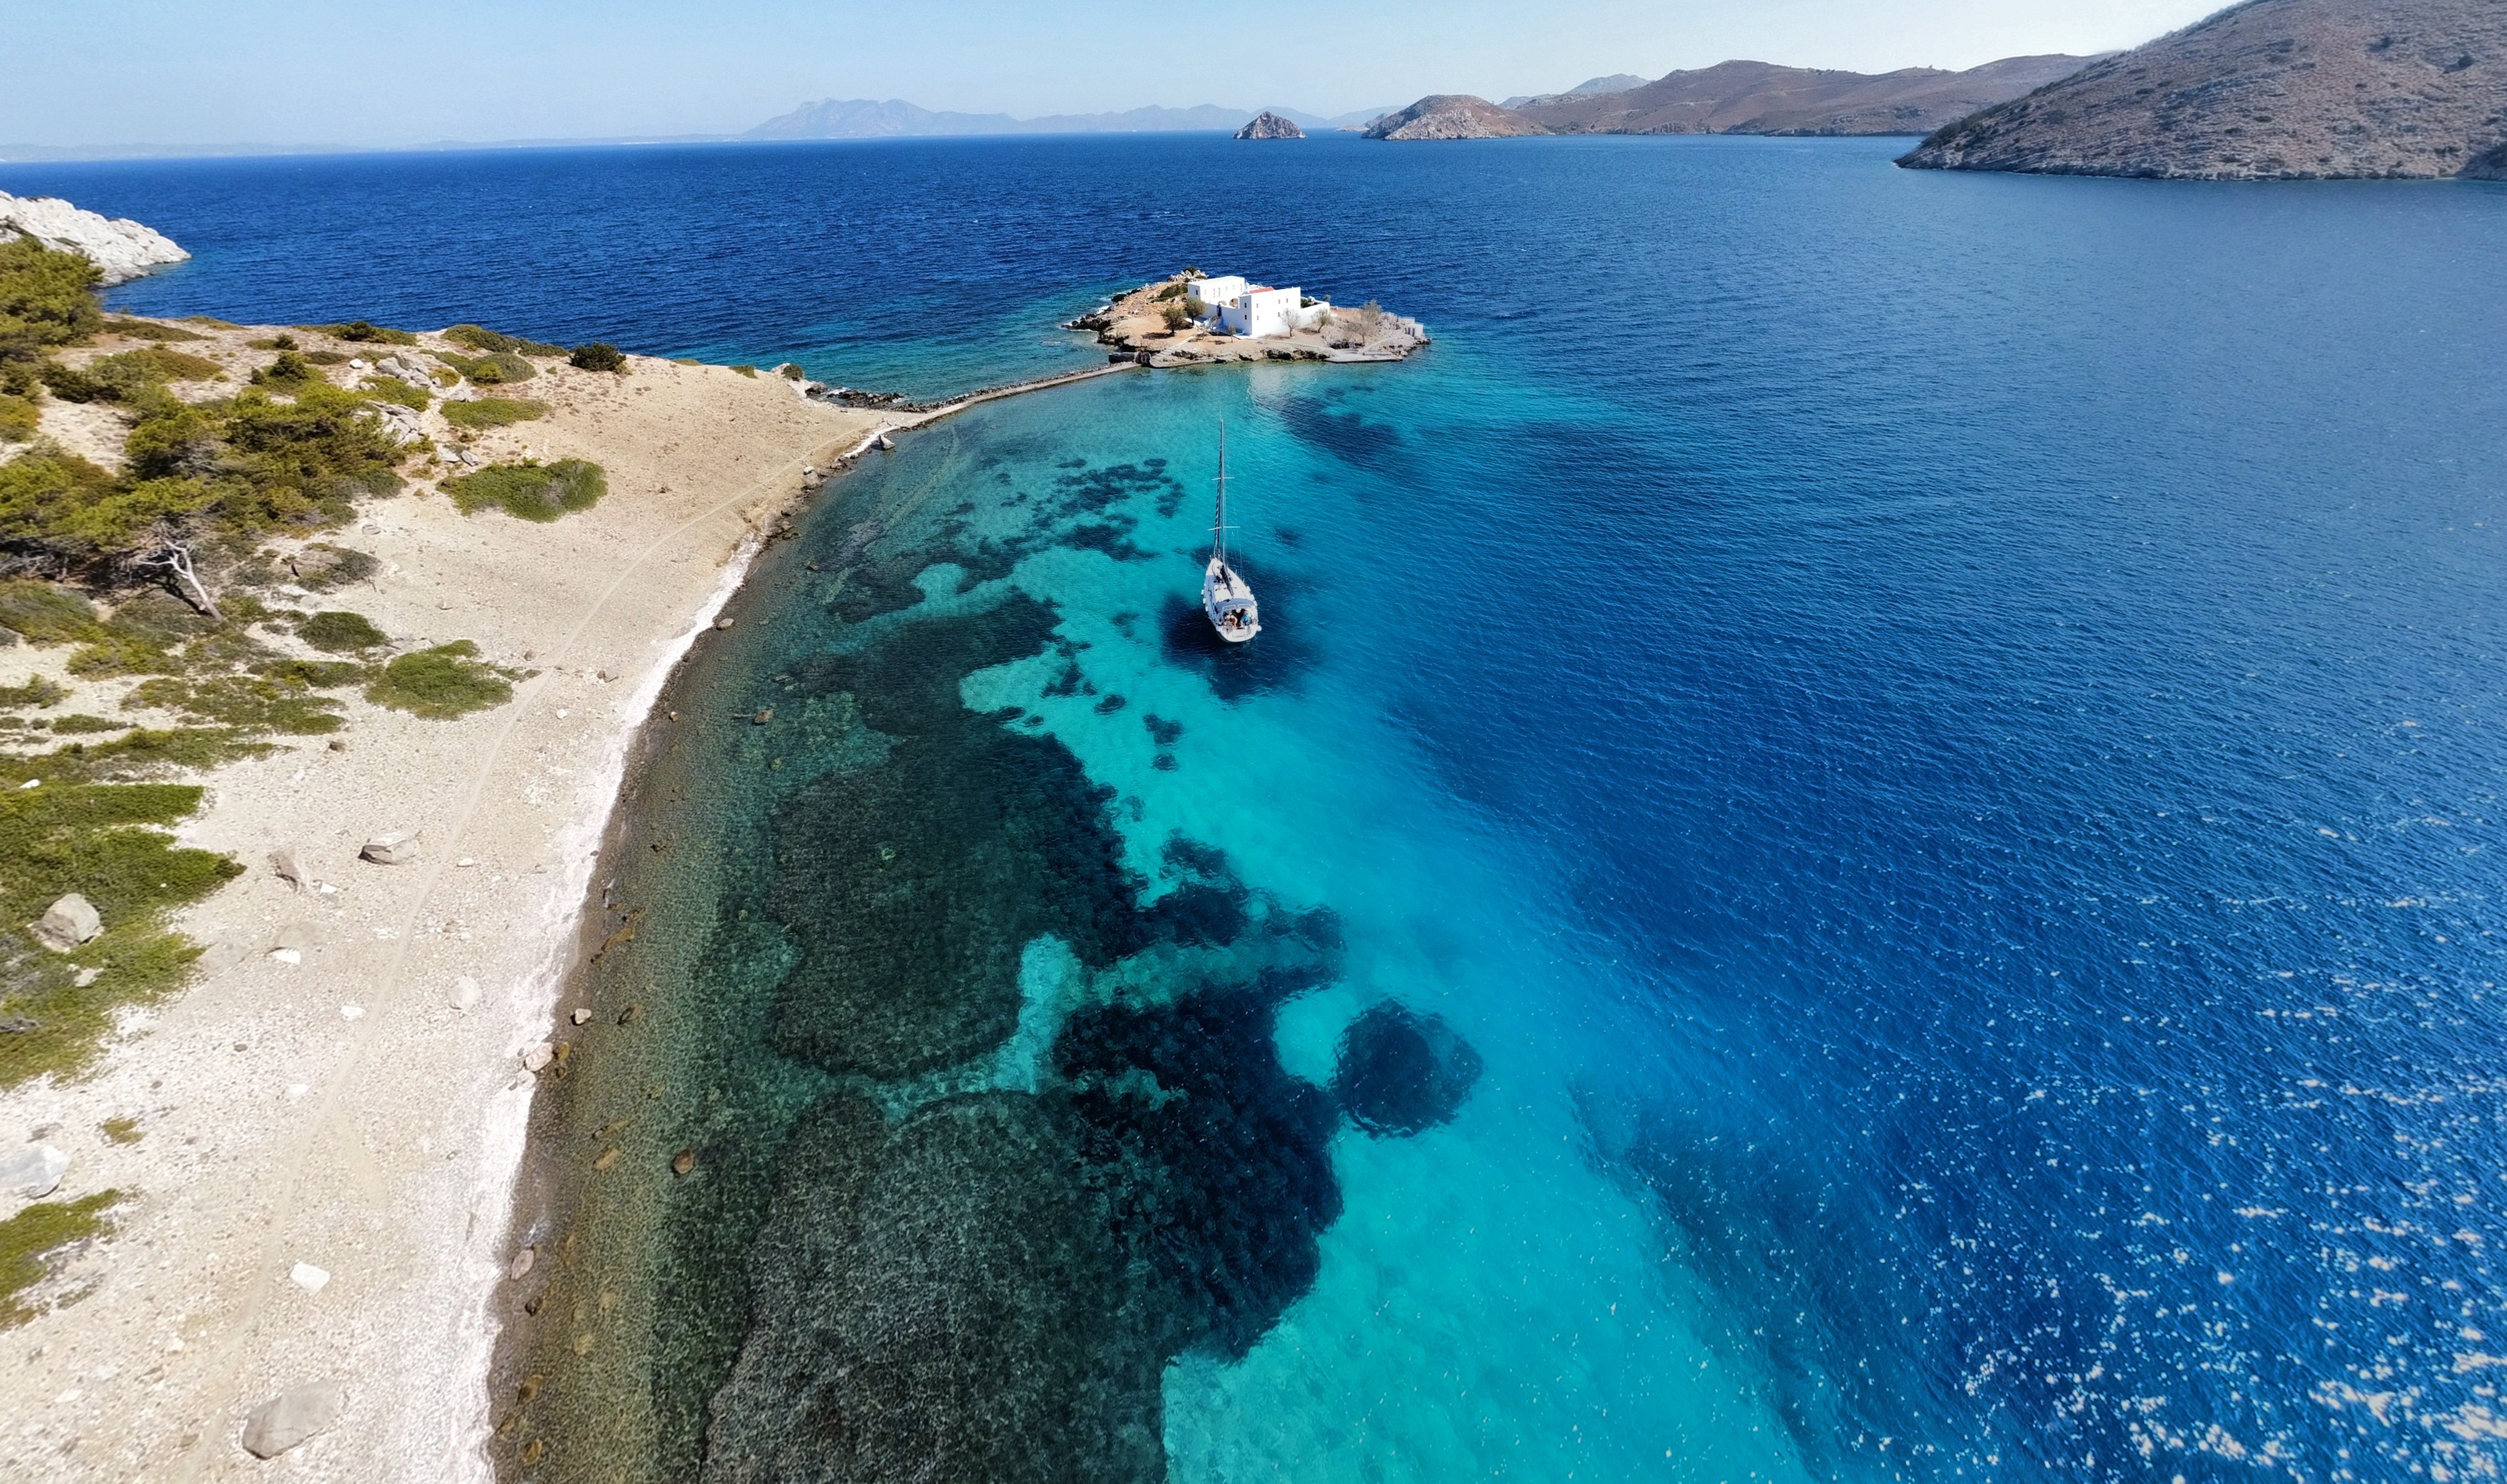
1202;419;1261;643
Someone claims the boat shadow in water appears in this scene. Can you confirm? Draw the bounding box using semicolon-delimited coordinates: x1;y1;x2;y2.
1159;587;1318;702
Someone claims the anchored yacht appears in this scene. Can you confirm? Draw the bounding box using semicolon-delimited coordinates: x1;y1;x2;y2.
1202;420;1260;643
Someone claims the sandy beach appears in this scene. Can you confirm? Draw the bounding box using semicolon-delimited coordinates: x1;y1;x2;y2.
0;330;893;1480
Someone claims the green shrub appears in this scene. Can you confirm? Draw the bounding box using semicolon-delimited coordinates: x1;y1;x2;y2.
1;1192;123;1326
183;316;242;330
730;364;758;378
45;714;120;734
317;320;418;345
296;609;385;651
433;349;534;385
358;375;430;411
102;317;205;343
35;361;112;404
91;346;223;385
0;393;35;443
249;350;321;389
366;640;511;718
122;673;344;734
1161;302;1192;332
0;676;66;709
247;334;297;351
443;324;567;357
568;342;627;373
777;363;804;381
444;458;604;521
1154;282;1186;302
0;579;104;644
300;350;350;366
440;396;546;430
0;239;103;356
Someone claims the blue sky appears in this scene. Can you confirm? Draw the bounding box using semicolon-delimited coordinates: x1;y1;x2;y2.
8;1;2212;148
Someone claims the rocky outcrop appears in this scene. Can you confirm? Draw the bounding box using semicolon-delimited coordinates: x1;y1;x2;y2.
0;192;188;285
1898;0;2507;179
1516;55;2103;137
1363;95;1548;140
1235;111;1306;139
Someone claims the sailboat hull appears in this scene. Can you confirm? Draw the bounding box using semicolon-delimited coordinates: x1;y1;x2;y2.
1203;557;1259;643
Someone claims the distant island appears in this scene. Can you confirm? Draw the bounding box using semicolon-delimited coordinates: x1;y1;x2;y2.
1235;111;1305;140
1899;0;2507;180
745;98;1385;140
1356;54;2105;140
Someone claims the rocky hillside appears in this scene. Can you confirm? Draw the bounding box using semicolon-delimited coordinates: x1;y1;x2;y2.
1899;0;2507;178
1235;111;1306;139
0;193;187;286
1362;96;1547;140
1518;55;2101;136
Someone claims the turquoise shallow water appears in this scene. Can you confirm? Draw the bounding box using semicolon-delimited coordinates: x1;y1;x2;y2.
17;134;2507;1479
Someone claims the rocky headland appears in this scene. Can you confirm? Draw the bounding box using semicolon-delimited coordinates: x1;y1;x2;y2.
1068;270;1426;365
1898;0;2507;179
1234;110;1306;139
0;191;189;285
1362;95;1548;140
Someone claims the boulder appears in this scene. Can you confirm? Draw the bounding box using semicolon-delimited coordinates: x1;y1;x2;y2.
359;832;420;866
32;893;101;952
0;1143;70;1198
268;849;306;891
239;1382;342;1459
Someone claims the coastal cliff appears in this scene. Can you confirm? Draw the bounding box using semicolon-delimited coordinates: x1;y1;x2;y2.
1898;0;2507;179
0;192;188;285
1362;96;1547;140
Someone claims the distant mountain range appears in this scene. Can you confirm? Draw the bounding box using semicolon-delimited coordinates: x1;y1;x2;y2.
744;99;1390;140
1900;0;2507;180
1358;55;2110;143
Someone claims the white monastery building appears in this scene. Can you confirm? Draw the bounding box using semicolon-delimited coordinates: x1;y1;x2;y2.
1191;274;1329;339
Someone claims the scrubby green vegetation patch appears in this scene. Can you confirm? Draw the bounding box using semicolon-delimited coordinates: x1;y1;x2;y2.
443;324;567;358
0;776;242;1087
0;1191;123;1328
296;609;386;652
441;397;547;431
434;350;535;385
444;458;604;522
366;640;515;718
101;317;205;343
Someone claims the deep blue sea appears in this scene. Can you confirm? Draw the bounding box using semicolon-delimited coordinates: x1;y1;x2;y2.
14;134;2507;1481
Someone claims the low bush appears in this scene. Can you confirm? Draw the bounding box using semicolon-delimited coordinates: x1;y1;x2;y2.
121;673;344;734
301;350;350;366
568;342;627;373
0;676;66;709
296;609;385;651
778;363;804;381
433;349;535;385
440;396;547;430
316;320;419;345
0;394;35;442
46;714;122;734
95;346;224;385
366;640;511;718
0;578;105;643
183;316;242;330
443;324;567;357
730;364;758;378
444;458;605;522
359;375;430;411
101;317;205;343
0;1192;123;1326
249;350;322;389
0;239;103;357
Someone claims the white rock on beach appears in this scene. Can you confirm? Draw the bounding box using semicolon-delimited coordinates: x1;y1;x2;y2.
0;1143;71;1198
360;832;421;866
0;191;189;286
239;1381;342;1459
449;975;482;1011
32;893;102;952
289;1260;331;1294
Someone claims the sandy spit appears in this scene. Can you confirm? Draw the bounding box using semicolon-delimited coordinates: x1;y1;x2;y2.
0;343;890;1480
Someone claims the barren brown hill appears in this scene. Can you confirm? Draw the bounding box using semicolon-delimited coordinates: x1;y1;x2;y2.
1899;0;2507;178
1362;95;1547;140
1518;55;2102;136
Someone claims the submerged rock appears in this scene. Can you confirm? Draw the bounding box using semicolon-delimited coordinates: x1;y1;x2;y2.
1330;1001;1484;1136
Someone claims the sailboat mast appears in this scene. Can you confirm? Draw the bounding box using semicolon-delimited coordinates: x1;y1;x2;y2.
1213;417;1230;564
